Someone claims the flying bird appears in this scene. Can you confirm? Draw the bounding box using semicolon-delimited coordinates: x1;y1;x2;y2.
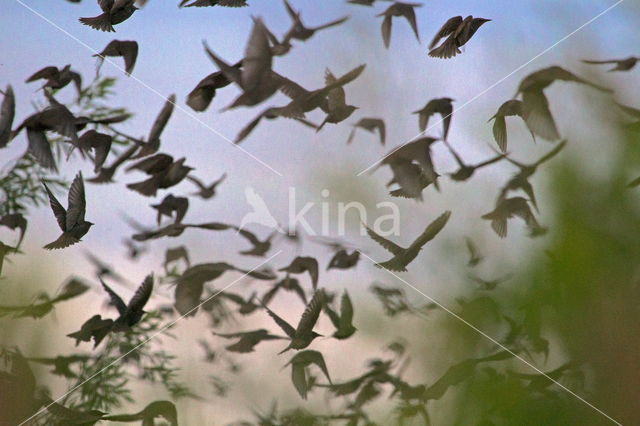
0;213;27;248
387;163;439;200
346;117;385;145
234;227;276;257
279;256;319;289
365;210;451;271
317;68;360;131
94;40;139;75
489;99;535;152
262;289;325;354
283;0;349;41
26;65;82;94
482;197;543;238
87;142;138;183
42;172;94;249
413;97;454;139
377;2;421;49
429;16;491;59
261;276;308;306
327;249;360;270
186;173;226;199
163;246;191;272
80;0;138;32
582;56;639;72
101;274;153;331
213;329;285;353
126;153;193;197
0;85;15;148
131;221;232;241
444;141;505;181
132;94;176;158
151;194;189;225
323;290;356;339
187;61;242;112
74;130;113;172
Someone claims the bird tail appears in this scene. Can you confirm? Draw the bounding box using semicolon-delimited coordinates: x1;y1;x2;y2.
79;14;115;32
316;117;329;133
43;233;80;250
278;345;292;355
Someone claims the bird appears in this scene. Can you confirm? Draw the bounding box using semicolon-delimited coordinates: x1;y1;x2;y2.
87;142;138;183
346;117;385;145
94;40;139;75
203;18;283;109
26;65;82;94
186;173;226;199
151;194;189;225
163;245;190;272
131;94;176;159
187;61;242;112
429;16;491;59
444;141;505;182
348;0;390;5
234;106;318;143
283;0;349;41
101;274;153;332
516;66;611;141
213;329;285;353
42;398;107;425
74;130;113;172
102;401;178;425
42;172;94;250
317;68;360;131
261;276;308;306
262;289;325;354
264;22;294;57
377;2;421;49
327;249;360;270
126;153;193;197
464;237;483;267
0;213;27;248
413;98;454;139
25;354;89;379
84;251;127;283
365;210;451;271
181;0;247;6
234;227;275;257
481;197;543;238
279;256;319;289
323;290;356;339
80;0;138;32
488;99;534;152
0;85;16;148
131;221;232;241
582;56;639;72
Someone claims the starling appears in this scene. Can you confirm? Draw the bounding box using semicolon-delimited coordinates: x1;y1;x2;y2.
323;290;356;339
181;0;248;6
126;153;193;197
413;97;454;139
365;210;451;271
26;65;82;94
101;274;153;331
582;56;639;72
80;0;138;32
94;40;139;75
131;221;231;241
444;141;505;181
151;194;189;225
186;172;226;199
380;136;440;197
429;16;491;59
234;227;275;257
213;329;285;353
346;117;386;145
25;354;89;379
327;249;360;270
488;99;534;152
377;2;421;49
43;398;106;424
0;85;15;148
87;143;138;183
262;289;325;354
75;130;113;172
387;162;439;200
481;197;542;238
187;61;242;112
42;172;94;250
317;68;360;131
279;256;319;289
283;0;349;41
265;23;293;57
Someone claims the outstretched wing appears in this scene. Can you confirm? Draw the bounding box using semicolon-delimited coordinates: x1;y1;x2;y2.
263;305;296;338
365;225;404;255
42;181;66;231
66;172;86;229
101;280;127;316
296;290;324;335
410;210;452;250
127;274;153;313
429;16;462;49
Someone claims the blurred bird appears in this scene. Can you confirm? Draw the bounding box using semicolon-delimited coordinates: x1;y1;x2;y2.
346;117;386;145
317;68;360;131
377;2;421;49
204;18;283;109
234;227;275;257
43;399;106;424
102;401;178;425
42;172;94;249
262;289;325;354
283;0;349;41
84;251;127;283
214;329;285;353
67;314;114;347
429;16;491;59
279;256;319;289
488;99;534;152
187;61;242;112
75;130;113;172
387;162;439;200
0;279;89;319
80;0;138;32
26;65;82;94
151;194;189;225
0;241;18;277
444;141;505;181
0;85;15;148
262;276;308;306
380;136;440;198
365;210;451;271
469;273;512;290
482;197;542;238
323;290;356;339
94;40;139;75
163;245;190;272
464;237;483;267
132;94;176;158
327;249;360;270
0;213;27;248
413;97;454;139
126;153;193;197
101;274;153;331
87;142;138;183
516;66;611;141
348;0;390;5
582;56;639;72
131;221;231;241
26;355;89;379
181;0;247;6
264;21;293;56
186;173;226;199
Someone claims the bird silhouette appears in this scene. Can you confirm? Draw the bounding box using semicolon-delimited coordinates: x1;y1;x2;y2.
317;68;360;131
582;56;639;72
131;94;176;159
366;210;451;271
377;2;421;49
327;249;360;270
0;85;15;148
131;221;232;241
213;329;285;353
75;130;113;172
26;65;82;94
163;245;191;272
187;60;242;112
102;401;178;425
87;142;138;183
488;99;535;152
0;213;27;248
126;153;193;197
323;290;356;339
94;40;139;75
283;0;349;41
0;241;18;277
346;117;385;145
429;16;491;59
262;276;308;306
387;162;439;200
482;197;543;238
80;0;138;32
413;97;454;139
186;173;226;199
262;289;325;354
101;274;153;332
151;194;189;225
279;256;319;289
444;141;505;181
42;172;93;249
234;227;275;256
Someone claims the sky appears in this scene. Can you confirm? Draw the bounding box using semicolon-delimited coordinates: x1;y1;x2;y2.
1;0;640;423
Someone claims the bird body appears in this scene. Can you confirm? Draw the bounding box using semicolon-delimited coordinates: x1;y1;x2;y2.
80;0;138;32
429;16;490;59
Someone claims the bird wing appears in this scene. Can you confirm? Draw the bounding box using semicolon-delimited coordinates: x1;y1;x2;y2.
429;16;462;49
339;291;354;326
242;17;273;91
521;90;560;141
409;210;451;250
119;41;139;75
26;66;58;83
311;16;349;32
380;14;392;48
27;129;57;172
295;289;324;335
101;280;128;316
42;181;67;231
324;68;346;110
127;274;153;313
65;172;87;229
203;42;243;86
264;305;296;338
400;5;420;42
0;85;15;148
147;94;176;142
365;224;404;255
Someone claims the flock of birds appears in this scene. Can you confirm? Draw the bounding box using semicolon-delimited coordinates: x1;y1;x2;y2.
1;0;640;420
